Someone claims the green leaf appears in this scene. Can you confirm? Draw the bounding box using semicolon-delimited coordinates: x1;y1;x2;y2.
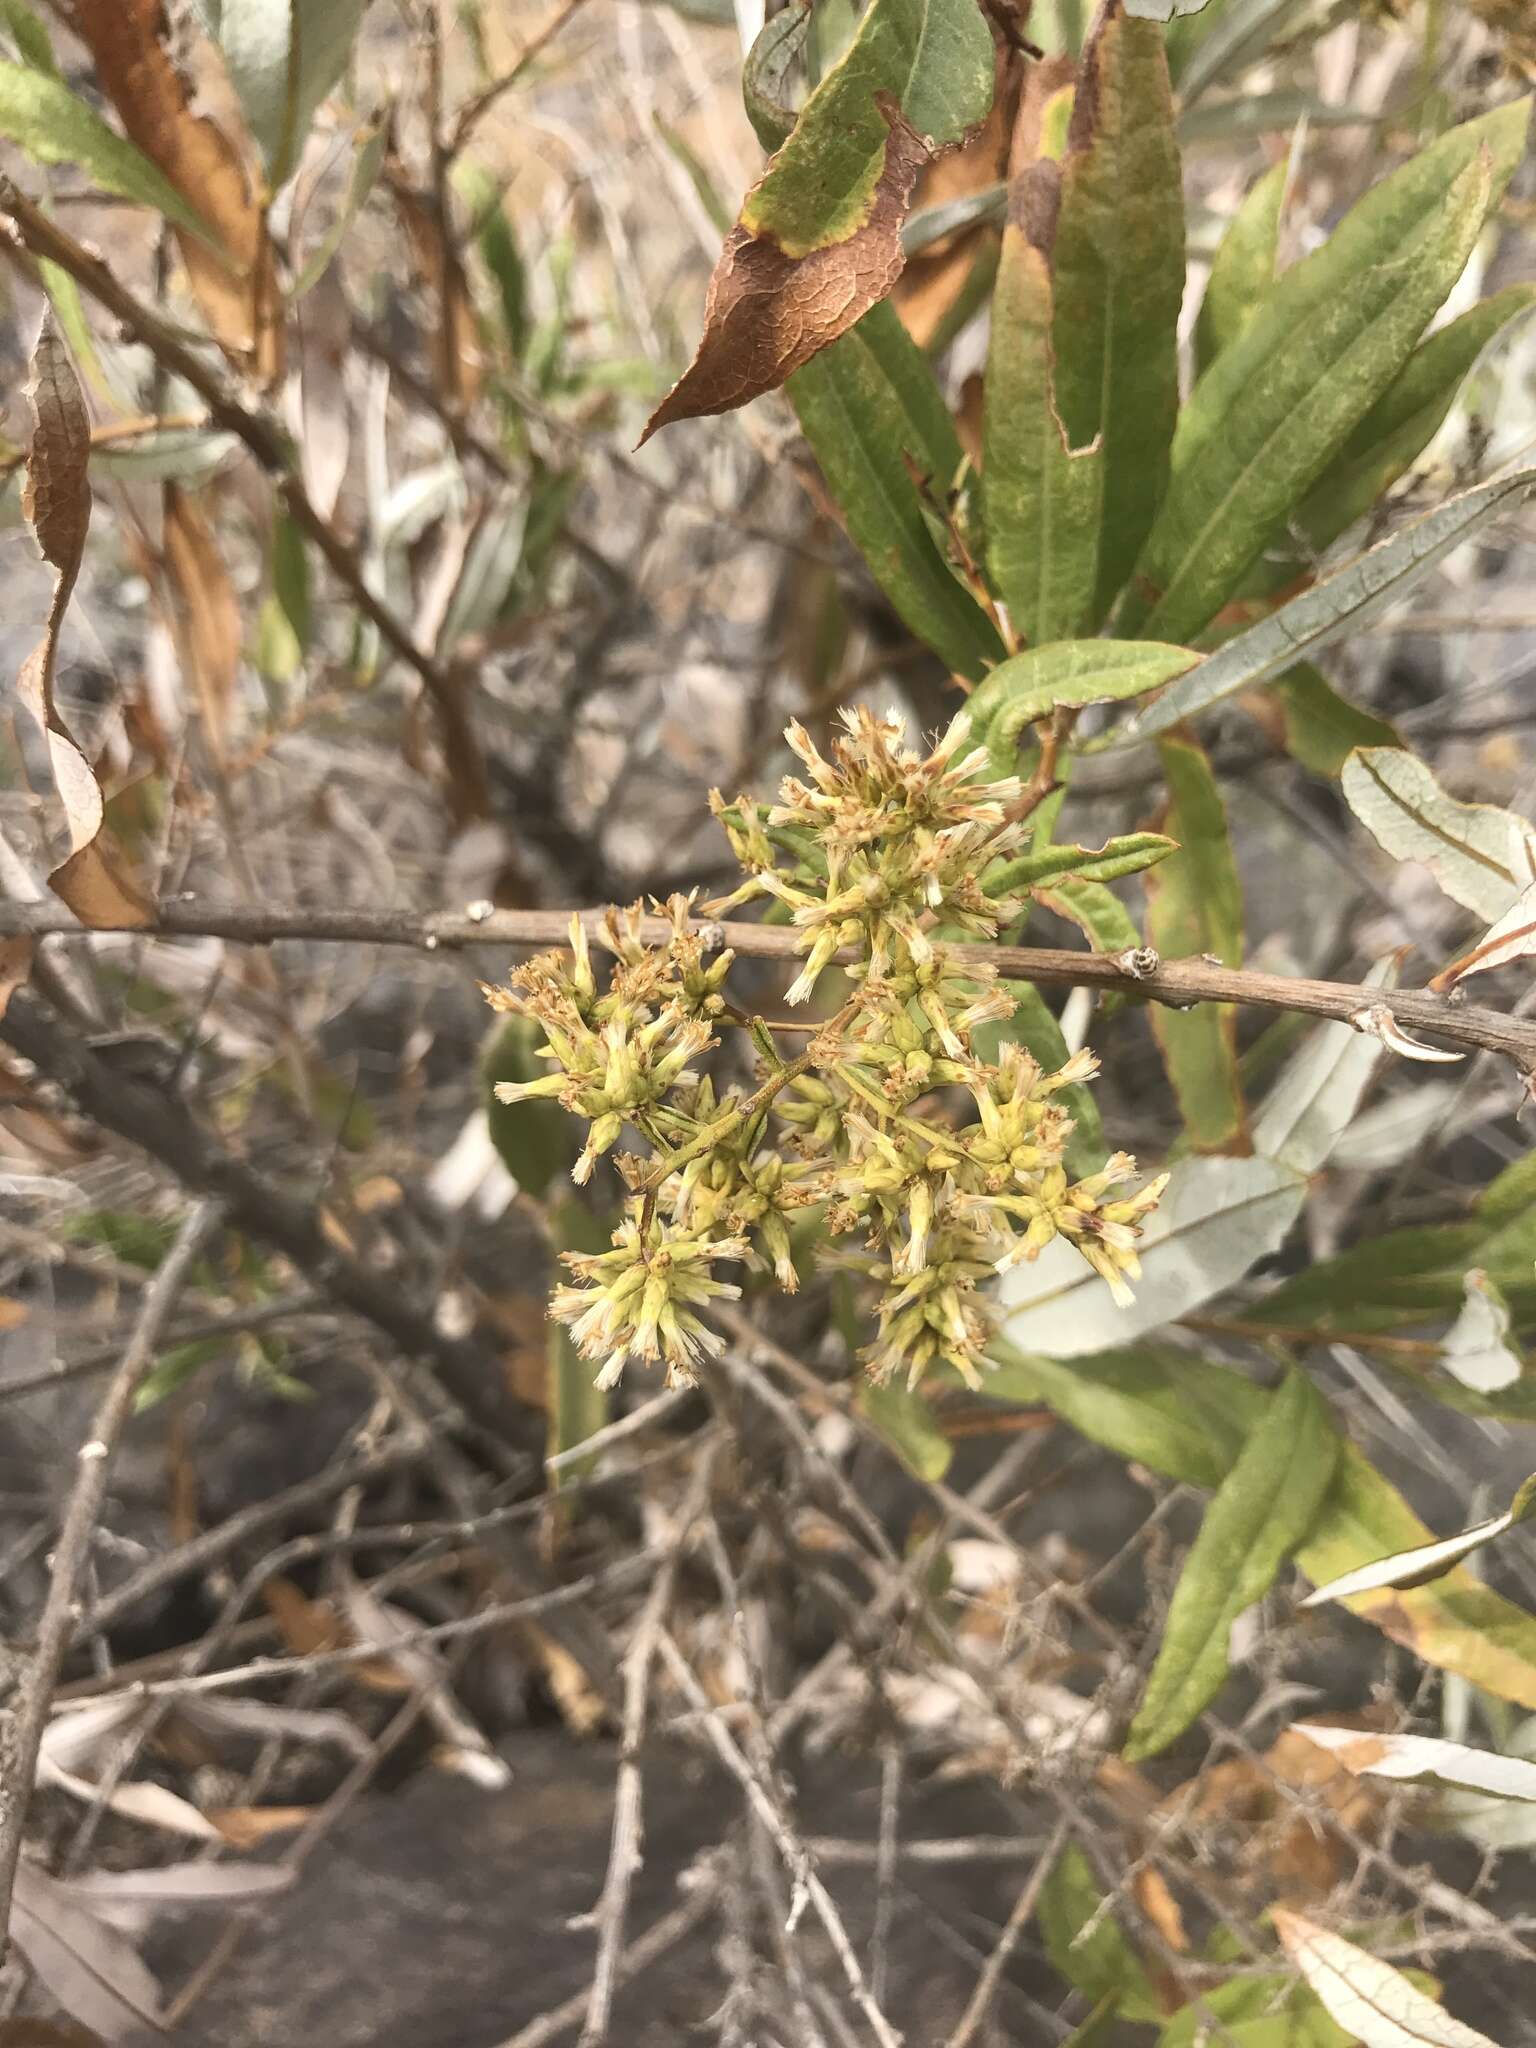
989;1343;1536;1711
1194;159;1283;376
743;0;809;152
1040;1843;1162;2019
1289;284;1536;559
0;0;57;76
1124;1368;1340;1757
1102;467;1536;749
788;302;1004;681
1296;1449;1536;1710
1341;744;1536;924
1145;737;1245;1149
197;0;366;185
483;1016;575;1199
1050;5;1184;617
741;0;994;259
967;639;1198;772
985;1340;1258;1488
1034;875;1143;957
1273;664;1402;780
858;1376;953;1482
1158;1976;1353;2048
0;63;218;244
256;512;312;683
986;831;1179;895
1121;101;1529;645
982;198;1104;645
998;1154;1306;1356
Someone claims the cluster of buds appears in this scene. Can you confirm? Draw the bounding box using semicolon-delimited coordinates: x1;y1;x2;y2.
487;710;1165;1393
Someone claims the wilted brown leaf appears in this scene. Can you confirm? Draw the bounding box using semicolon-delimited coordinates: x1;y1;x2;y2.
641;95;929;444
163;484;241;755
16;315;152;931
390;167;484;412
206;1804;315;1848
70;0;281;379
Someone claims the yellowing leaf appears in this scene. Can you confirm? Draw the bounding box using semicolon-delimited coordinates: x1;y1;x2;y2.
1273;1910;1499;2048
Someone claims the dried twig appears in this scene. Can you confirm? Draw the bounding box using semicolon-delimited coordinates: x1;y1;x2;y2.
0;1199;221;1959
941;1817;1068;2048
3;898;1531;1067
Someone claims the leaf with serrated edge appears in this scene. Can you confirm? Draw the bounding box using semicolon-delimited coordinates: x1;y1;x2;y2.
1301;1470;1536;1607
15;315;151;930
1120;100;1529;645
1442;1269;1523;1393
1342;746;1536;924
1291;1724;1536;1805
1104;467;1536;750
1124;1369;1339;1758
1273;1909;1498;2048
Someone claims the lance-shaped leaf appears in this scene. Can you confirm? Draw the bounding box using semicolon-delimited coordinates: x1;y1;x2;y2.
1441;1269;1524;1393
15;315;151;930
985;1345;1536;1709
1104;467;1536;749
786;301;1004;679
1123;1369;1339;1759
1034;873;1143;956
0;0;59;74
997;1155;1307;1356
1051;2;1184;616
194;0;367;186
983;162;1104;645
1290;1724;1536;1805
1301;1471;1536;1608
1341;745;1536;924
1120;100;1529;645
1273;1910;1500;2048
1194;158;1284;375
1273;664;1403;780
985;4;1183;635
644;0;993;436
70;0;281;377
1290;283;1536;559
1145;737;1245;1149
1040;1843;1161;2019
968;638;1197;772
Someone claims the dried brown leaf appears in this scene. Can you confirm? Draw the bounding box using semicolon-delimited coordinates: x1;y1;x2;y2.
16;316;151;931
162;483;241;754
206;1804;314;1848
390;170;484;411
70;0;280;379
641;96;929;444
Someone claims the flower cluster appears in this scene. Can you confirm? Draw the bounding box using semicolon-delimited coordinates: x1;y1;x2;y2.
487;710;1165;1393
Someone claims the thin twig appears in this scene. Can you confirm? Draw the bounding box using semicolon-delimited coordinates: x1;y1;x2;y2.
3;898;1532;1066
657;1630;904;2048
941;1817;1067;2048
0;1199;221;1959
